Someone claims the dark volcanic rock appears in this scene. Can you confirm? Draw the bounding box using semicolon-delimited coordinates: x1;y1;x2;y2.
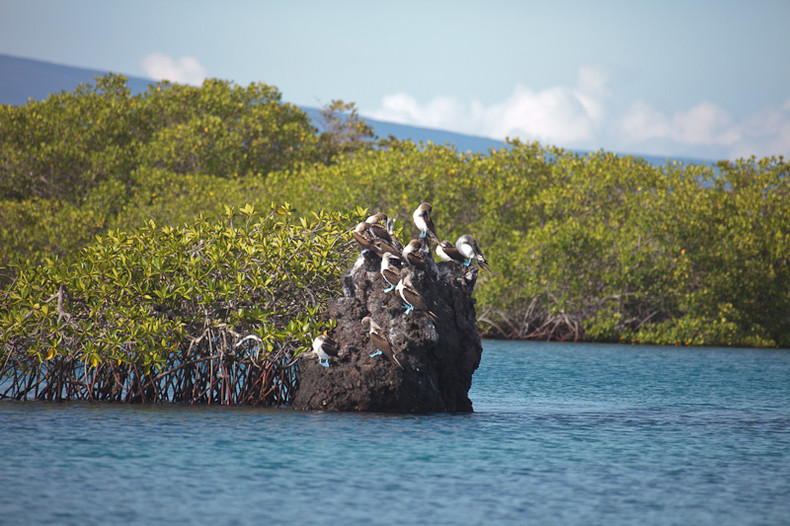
291;250;483;413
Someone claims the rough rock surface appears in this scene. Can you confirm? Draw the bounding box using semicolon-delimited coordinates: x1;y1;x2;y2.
291;251;483;413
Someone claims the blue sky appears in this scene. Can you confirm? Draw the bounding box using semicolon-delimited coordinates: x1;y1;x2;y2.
1;0;788;160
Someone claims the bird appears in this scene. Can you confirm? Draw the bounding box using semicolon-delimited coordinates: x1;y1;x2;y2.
368;221;390;241
386;217;404;251
395;268;438;322
402;238;430;269
456;234;490;271
436;240;466;264
368;221;402;257
380;252;404;293
311;334;339;367
352;221;379;254
361;317;403;368
366;212;387;225
412;202;438;240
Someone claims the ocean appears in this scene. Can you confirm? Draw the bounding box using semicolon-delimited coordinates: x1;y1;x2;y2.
2;340;789;525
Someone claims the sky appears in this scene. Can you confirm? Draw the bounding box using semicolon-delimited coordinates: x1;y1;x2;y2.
1;0;788;161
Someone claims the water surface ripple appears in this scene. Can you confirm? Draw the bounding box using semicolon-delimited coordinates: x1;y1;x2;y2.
2;341;789;525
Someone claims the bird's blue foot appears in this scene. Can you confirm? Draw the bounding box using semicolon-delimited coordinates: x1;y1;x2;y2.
464;259;472;267
370;350;383;357
419;231;427;238
402;304;414;315
319;359;330;368
383;284;395;293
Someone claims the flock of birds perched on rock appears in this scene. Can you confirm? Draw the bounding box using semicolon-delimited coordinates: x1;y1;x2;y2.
309;202;490;368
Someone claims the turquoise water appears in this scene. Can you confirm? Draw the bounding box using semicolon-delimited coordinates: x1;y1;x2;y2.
2;341;789;525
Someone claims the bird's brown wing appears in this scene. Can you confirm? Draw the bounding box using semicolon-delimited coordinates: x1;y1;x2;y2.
382;266;401;287
377;239;402;257
369;331;403;368
401;285;429;312
353;231;378;253
406;251;428;269
425;214;438;239
322;336;339;357
445;245;465;263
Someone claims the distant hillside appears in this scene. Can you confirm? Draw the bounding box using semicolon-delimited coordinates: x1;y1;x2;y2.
0;54;152;105
0;53;709;165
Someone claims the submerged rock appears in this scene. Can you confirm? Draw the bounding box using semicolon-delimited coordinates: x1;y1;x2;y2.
291;251;483;413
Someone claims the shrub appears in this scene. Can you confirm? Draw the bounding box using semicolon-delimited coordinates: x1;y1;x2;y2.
1;205;359;404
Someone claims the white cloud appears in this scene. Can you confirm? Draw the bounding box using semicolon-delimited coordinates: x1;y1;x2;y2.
618;100;672;143
140;52;207;86
370;66;610;147
367;66;790;160
619;101;740;146
618;100;789;159
375;93;467;130
728;100;790;159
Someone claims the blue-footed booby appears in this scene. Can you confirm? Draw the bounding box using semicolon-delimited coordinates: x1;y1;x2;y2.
380;252;403;293
413;202;438;240
402;238;430;269
311;334;339;367
456;234;490;271
368;222;402;257
352;221;379;254
352;221;400;258
436;240;466;264
395;268;438;322
361;316;403;368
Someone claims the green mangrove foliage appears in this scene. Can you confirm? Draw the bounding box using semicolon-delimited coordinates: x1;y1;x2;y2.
2;74;788;349
0;74;359;273
0;206;357;404
314;99;377;163
266;142;790;347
